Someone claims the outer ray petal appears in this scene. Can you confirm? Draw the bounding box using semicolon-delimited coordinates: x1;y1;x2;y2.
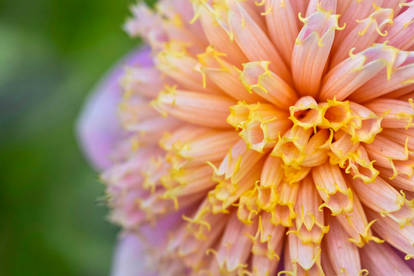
152;86;235;128
360;242;414;276
291;9;340;97
264;0;299;64
224;0;291;83
326;215;361;276
377;3;414;50
319;44;398;101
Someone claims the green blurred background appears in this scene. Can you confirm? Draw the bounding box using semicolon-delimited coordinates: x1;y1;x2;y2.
0;0;155;275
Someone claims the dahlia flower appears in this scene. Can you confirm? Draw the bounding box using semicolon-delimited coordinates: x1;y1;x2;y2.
79;0;414;275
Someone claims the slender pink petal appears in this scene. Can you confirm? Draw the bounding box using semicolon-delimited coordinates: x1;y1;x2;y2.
377;3;414;50
320;44;398;101
330;7;393;68
360;242;414;276
225;0;291;83
350;51;414;102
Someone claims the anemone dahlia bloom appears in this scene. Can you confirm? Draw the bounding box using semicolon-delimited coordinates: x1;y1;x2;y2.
80;0;414;275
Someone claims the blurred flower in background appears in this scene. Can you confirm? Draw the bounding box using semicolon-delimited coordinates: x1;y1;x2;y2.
79;0;414;275
0;0;147;275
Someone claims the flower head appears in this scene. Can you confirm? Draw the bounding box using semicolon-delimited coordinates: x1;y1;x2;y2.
92;0;414;274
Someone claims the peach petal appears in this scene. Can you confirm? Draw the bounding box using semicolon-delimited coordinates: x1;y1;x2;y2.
215;212;256;272
293;175;328;244
380;167;414;192
352;176;404;214
209;157;263;213
312;163;353;215
272;126;313;167
264;0;299;64
320;99;354;131
321;243;336;276
320;44;398;101
236;103;291;152
360;242;414;276
350;51;414;102
251;214;285;276
121;66;166;99
155;42;222;94
306;0;337;16
157;12;207;55
346;102;383;144
366;208;414;258
271;181;299;227
216;138;265;183
389;83;414;99
365;98;414;128
240;61;298;110
197;46;260;102
382;128;414;151
364;135;409;171
326;216;361;276
330;7;394;68
153;87;235;129
260;155;283;188
175;130;240;162
225;0;291;83
336;193;381;247
377;3;414;50
162;164;216;198
345;145;379;184
195;4;247;65
333;0;380;52
288;231;321;271
329;132;360;168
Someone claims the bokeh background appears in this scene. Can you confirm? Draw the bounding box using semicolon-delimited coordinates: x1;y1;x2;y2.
0;0;154;274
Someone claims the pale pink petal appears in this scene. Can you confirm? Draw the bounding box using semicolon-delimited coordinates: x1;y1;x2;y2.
77;48;152;170
111;234;156;276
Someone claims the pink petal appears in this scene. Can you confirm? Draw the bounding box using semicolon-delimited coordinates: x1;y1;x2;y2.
111;212;183;276
76;47;152;170
111;234;156;276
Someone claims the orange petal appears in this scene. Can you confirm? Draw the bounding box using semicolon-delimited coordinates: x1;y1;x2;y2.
152;86;234;128
264;0;299;64
293;175;328;244
215;211;256;272
291;9;340;97
196;3;247;65
350;51;414;102
364;98;414;128
320;44;398;101
240;61;298;110
225;0;291;83
197;46;261;103
352;176;404;214
312;163;354;215
366;208;414;258
336;193;381;247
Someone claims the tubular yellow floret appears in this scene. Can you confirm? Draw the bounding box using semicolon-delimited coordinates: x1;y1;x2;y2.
320;98;353;131
271;126;313;167
289;96;323;130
